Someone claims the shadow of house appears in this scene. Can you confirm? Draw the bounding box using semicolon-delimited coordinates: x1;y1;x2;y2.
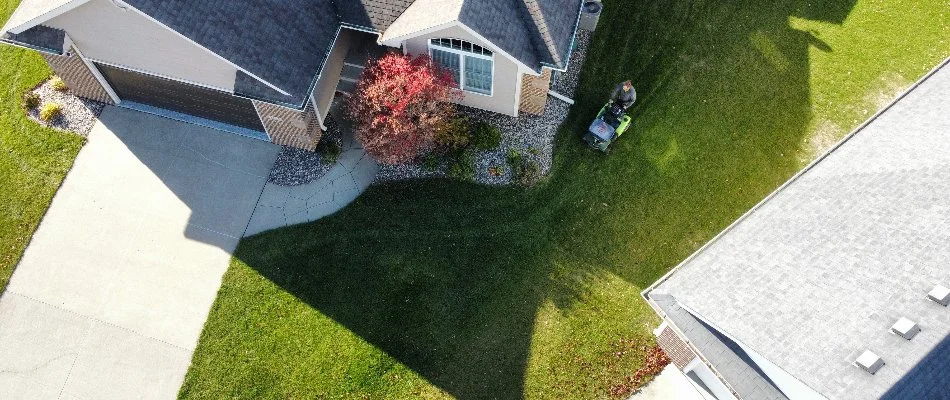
210;0;861;398
550;0;857;290
882;333;950;400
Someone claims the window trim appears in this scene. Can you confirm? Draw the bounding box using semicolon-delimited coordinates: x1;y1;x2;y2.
428;38;494;97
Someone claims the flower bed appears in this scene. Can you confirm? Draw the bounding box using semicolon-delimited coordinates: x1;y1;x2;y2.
375;30;592;186
24;77;104;136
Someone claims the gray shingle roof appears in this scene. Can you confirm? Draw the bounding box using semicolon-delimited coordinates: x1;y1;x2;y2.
1;24;66;54
653;294;788;400
3;0;581;107
459;0;580;71
650;59;950;399
122;0;340;108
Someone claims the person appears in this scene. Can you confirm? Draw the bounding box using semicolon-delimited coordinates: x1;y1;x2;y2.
610;80;637;110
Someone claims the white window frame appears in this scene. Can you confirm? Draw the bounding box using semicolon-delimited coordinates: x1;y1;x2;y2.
428;38;494;97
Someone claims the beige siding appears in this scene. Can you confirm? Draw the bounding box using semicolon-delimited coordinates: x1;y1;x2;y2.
313;28;355;122
44;0;237;91
403;24;519;116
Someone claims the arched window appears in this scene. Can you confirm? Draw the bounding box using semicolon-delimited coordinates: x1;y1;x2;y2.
429;38;493;96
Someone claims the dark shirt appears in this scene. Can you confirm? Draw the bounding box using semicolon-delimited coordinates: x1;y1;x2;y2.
611;83;637;108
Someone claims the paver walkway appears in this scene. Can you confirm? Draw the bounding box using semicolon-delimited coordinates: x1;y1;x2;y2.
245;119;378;236
0;107;279;400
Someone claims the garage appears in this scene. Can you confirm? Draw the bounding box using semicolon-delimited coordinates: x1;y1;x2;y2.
95;63;266;132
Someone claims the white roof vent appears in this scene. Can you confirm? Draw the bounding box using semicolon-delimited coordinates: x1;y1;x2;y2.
855;350;885;375
890;317;921;340
928;285;950;306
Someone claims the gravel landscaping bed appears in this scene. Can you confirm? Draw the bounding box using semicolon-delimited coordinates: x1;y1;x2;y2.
376;29;592;186
268;116;343;186
26;78;104;136
551;30;592;98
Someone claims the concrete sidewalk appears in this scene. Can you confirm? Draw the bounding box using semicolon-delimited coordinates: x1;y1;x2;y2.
245;119;378;236
0;107;279;400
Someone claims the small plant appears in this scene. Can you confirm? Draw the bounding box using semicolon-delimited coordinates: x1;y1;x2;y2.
22;92;40;110
448;148;475;182
471;121;501;150
515;159;542;187
488;165;505;177
528;146;541;156
50;76;68;92
39;102;62;122
505;148;522;169
316;137;342;164
434;116;471;152
421;153;439;172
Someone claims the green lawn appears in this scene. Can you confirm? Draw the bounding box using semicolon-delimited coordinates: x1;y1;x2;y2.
181;0;949;398
0;2;85;293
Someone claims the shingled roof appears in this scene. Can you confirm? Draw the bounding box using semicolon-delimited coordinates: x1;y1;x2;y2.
2;0;581;108
648;59;950;399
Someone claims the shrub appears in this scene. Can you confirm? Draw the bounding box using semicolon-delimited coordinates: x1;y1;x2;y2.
50;76;68;92
471;121;501;150
421;153;439;172
515;159;542;187
22;92;40;110
434;116;471;152
505;148;522;169
316;138;342;165
345;52;461;164
39;102;62;122
448;148;475;182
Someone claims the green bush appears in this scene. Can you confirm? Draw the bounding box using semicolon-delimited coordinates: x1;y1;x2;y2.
22;92;40;110
448;148;475;182
515;159;542;187
471;121;501;150
434;116;471;152
39;102;62;122
505;148;522;169
49;76;68;92
316;138;342;164
421;153;439;172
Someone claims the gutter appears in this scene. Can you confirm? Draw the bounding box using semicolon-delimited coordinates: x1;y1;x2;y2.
640;56;950;310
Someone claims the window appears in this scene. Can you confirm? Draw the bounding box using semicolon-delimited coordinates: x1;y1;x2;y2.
429;38;493;95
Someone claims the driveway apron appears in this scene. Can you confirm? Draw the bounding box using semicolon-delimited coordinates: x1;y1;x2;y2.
0;107;280;400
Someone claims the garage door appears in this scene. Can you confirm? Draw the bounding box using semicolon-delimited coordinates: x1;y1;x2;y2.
95;63;265;131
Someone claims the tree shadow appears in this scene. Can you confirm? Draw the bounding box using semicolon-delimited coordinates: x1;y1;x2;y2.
221;0;859;398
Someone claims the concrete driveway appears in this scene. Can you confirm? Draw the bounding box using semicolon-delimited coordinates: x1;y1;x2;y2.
0;107;279;399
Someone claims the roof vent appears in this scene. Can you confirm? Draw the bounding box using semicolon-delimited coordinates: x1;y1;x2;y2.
855;350;885;374
928;285;950;306
890;317;921;340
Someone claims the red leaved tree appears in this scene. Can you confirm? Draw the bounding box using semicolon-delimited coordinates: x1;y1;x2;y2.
345;52;461;164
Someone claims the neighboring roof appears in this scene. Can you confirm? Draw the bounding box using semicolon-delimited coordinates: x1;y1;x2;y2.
649;59;950;399
653;294;788;400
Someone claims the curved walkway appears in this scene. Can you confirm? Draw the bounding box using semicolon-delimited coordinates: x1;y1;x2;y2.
245;130;378;236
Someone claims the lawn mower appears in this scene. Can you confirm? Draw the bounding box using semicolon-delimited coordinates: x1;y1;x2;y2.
583;100;632;153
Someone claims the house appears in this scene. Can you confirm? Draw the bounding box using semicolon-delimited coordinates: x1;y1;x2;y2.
642;60;950;400
1;0;585;150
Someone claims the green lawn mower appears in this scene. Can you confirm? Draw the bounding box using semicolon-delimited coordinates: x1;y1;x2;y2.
583;101;632;153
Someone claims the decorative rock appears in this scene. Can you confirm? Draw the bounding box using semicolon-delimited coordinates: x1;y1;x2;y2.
27;78;104;136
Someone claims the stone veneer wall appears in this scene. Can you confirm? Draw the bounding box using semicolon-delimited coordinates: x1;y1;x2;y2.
253;100;323;151
518;69;552;115
656;324;698;369
41;48;114;104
